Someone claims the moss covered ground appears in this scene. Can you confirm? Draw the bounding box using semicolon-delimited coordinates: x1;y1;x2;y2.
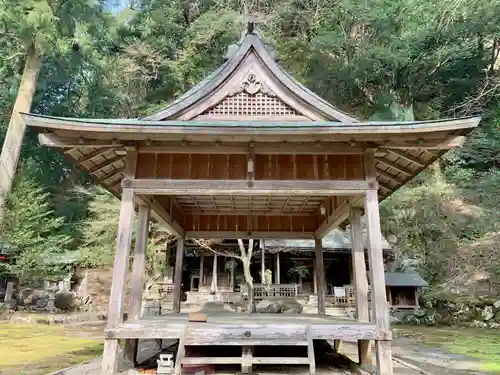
0;323;103;375
395;325;500;373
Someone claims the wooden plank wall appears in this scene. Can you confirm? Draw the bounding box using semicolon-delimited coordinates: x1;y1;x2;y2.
136;153;364;181
183;214;319;233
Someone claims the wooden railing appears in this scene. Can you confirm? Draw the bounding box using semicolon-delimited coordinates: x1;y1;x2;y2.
240;284;298;301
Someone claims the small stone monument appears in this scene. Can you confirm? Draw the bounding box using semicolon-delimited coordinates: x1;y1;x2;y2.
157;353;174;374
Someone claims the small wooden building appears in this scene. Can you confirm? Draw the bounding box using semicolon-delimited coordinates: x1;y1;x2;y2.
385;272;428;309
21;23;479;375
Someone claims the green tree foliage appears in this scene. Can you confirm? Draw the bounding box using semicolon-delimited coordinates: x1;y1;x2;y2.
1;161;71;279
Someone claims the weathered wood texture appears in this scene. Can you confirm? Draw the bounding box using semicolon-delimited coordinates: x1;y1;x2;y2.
106;313;390;341
128;204;151;320
314;238;326;315
349;205;372;366
124;203;151;364
364;151;393;375
102;150;137;375
0;45;42;225
129;178;370;195
173;238;185;313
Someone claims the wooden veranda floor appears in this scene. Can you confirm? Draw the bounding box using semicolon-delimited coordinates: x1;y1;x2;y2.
106;312;388;341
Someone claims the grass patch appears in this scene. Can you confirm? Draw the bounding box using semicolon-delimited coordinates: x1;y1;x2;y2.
0;323;103;375
395;325;500;373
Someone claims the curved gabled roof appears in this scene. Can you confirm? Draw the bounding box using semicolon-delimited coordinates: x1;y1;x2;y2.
143;24;359;123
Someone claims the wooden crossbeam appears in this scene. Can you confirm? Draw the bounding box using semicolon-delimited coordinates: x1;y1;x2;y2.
125;179;371;196
375;158;413;177
383;148;425;167
315;196;363;238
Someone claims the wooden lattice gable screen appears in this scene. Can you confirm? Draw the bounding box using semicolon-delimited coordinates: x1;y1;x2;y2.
143;24;359;123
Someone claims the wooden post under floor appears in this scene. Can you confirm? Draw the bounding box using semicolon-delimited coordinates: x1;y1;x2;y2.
199;254;204;287
314;238;326;315
261;240;265;283
230;260;235;289
275;252;281;284
173;238;185;313
313;261;318;295
349;205;372;367
211;253;218;293
102;150;137;375
124;203;151;364
364;151;393;375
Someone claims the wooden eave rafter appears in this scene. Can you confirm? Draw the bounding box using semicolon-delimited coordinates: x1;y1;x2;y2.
141;31;358;122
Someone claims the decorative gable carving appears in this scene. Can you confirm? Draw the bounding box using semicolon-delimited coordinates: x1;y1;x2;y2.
199;71;302;119
228;72;275;97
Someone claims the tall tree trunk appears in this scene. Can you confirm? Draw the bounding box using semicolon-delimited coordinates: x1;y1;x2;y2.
0;44;42;227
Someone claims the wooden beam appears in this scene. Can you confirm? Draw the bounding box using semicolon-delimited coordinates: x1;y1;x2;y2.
125;179;371;196
102;149;137;375
364;151;393;375
375;157;413;177
382;135;467;150
382;148;425;167
186;231;315;239
349;205;372;367
315;238;326;315
315;196;363;238
173;238;185;313
124;203;151;364
38;133;124;148
138;143;367;155
148;197;184;237
106;320;390;341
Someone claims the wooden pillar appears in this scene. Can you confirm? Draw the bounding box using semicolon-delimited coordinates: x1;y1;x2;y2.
199;255;204;287
349;205;372;367
275;252;281;284
124;203;151;364
261;241;265;283
314;238;326;315
173;238;185;313
313;261;318;295
102;150;137;375
364;151;393;375
230;260;235;289
211;254;218;293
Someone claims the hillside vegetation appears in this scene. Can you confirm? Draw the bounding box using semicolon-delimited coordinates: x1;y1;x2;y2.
0;0;499;294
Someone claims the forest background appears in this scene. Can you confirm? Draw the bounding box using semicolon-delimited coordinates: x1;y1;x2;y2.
1;0;499;298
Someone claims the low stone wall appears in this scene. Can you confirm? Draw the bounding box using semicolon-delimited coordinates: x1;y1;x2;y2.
391;298;500;328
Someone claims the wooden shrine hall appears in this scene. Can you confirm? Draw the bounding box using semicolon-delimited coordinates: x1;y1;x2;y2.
22;23;479;375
